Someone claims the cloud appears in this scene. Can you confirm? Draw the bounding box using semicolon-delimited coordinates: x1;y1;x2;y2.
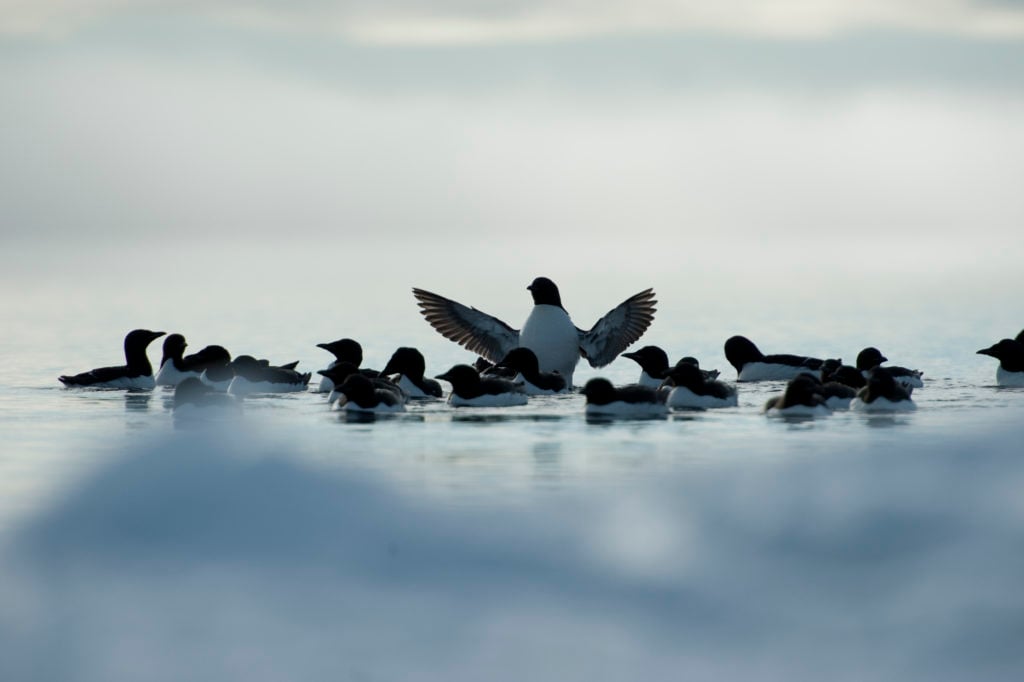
3;0;1024;43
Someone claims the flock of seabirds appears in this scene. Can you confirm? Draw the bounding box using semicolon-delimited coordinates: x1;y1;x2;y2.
57;277;1024;418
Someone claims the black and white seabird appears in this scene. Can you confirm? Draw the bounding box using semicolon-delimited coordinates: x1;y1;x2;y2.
494;347;567;395
620;345;671;388
622;346;721;388
855;347;924;391
661;362;737;409
852;366;916;412
435;364;528;407
802;373;857;410
413;277;656;388
226;355;311;395
314;338;378;393
379;347;443;399
977;338;1024;387
582;378;667;418
678;356;721;381
763;374;833;417
724;335;827;382
820;358;866;389
173;377;241;415
332;374;406;413
58;329;165;389
155;334;231;387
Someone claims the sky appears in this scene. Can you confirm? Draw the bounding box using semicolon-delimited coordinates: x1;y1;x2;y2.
1;0;1022;327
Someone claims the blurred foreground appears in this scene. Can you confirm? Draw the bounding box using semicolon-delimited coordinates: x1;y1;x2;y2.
2;427;1023;681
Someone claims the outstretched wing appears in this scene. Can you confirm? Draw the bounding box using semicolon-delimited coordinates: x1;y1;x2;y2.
412;288;520;364
578;288;657;368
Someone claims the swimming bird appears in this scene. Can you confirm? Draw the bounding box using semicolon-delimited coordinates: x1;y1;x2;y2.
855;347;924;390
413;277;656;388
724;335;827;382
58;329;165;389
977;338;1024;387
155;334;231;387
661;362;737;409
852;367;916;412
804;373;857;410
314;338;377;393
332;374;406;413
226;355;311;395
763;374;832;417
583;378;667;418
678;356;721;381
494;347;567;395
620;345;671;388
820;358;866;389
320;362;377;405
379;347;443;399
435;364;528;407
199;357;235;392
173;377;241;415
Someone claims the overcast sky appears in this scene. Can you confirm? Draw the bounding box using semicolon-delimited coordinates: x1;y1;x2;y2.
1;1;1022;321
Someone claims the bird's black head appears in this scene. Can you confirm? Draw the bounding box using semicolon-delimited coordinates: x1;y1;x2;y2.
196;345;232;364
621;345;669;375
977;339;1024;371
583;377;617;405
317;361;360;383
782;374;824;408
497;347;540;374
435;364;481;390
230;355;262;379
723;335;763;371
856;347;888;372
665;362;704;390
868;365;896;387
124;329;165;363
162;333;187;356
338;373;375;404
527;277;563;308
125;328;165;349
317;338;363;365
381;347;425;377
820;358;842;376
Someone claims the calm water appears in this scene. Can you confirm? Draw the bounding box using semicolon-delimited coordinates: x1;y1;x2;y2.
1;299;1022;680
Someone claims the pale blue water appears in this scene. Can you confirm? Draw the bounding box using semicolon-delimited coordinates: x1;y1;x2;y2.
1;298;1022;680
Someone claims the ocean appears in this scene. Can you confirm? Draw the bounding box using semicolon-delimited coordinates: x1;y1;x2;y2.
1;293;1022;681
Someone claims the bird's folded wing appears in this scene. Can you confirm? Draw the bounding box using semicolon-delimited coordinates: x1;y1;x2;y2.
578;288;657;368
60;364;129;385
412;288;519;364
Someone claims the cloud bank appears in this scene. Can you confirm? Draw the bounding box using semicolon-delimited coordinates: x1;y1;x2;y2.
4;0;1024;43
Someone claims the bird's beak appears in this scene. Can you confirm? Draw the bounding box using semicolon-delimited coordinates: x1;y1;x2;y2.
977;347;995;357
